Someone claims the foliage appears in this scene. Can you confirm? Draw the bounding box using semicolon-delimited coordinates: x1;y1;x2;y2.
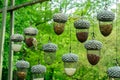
0;0;119;80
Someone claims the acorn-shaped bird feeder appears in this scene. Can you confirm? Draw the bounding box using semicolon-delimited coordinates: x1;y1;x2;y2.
16;60;30;80
53;13;68;35
43;42;58;65
24;26;38;47
11;34;24;52
62;53;78;76
97;8;115;37
31;64;46;80
74;19;90;43
107;66;120;80
84;40;102;65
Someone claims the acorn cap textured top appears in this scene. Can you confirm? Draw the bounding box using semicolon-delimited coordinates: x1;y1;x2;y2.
62;53;78;62
74;19;90;29
31;64;46;74
97;9;115;21
107;66;120;78
84;40;102;50
16;60;30;69
43;42;58;52
11;34;24;42
24;27;38;36
53;13;68;23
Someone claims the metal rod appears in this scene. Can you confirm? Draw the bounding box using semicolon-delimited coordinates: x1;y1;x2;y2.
8;0;15;80
0;0;8;79
0;0;49;13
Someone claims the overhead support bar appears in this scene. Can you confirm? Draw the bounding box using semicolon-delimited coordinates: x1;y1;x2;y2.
0;0;49;13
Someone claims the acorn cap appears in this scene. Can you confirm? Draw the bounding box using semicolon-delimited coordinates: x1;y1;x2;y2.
53;13;68;23
11;34;24;42
24;26;38;36
62;53;78;62
107;66;120;78
74;19;90;29
43;42;58;52
16;60;30;69
97;10;115;21
84;40;102;50
31;64;46;74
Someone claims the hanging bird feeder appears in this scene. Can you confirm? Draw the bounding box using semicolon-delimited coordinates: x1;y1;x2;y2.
107;66;120;80
43;42;57;65
24;26;38;47
97;7;115;37
11;34;24;52
16;60;30;80
84;40;102;65
62;53;78;76
53;13;68;35
74;19;90;43
31;64;46;80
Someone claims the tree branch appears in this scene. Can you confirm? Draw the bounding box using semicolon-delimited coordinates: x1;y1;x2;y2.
0;0;49;13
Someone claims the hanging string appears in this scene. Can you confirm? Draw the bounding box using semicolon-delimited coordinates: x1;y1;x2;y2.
48;36;51;43
29;5;33;25
64;0;68;13
69;23;72;53
59;0;62;12
48;0;53;42
68;0;72;53
115;0;118;65
36;1;49;64
38;58;40;64
81;0;84;16
104;3;108;10
91;16;95;40
38;33;43;65
22;52;25;60
50;0;53;15
91;2;95;40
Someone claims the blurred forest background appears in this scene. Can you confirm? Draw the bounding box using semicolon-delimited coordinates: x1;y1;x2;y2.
0;0;120;80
